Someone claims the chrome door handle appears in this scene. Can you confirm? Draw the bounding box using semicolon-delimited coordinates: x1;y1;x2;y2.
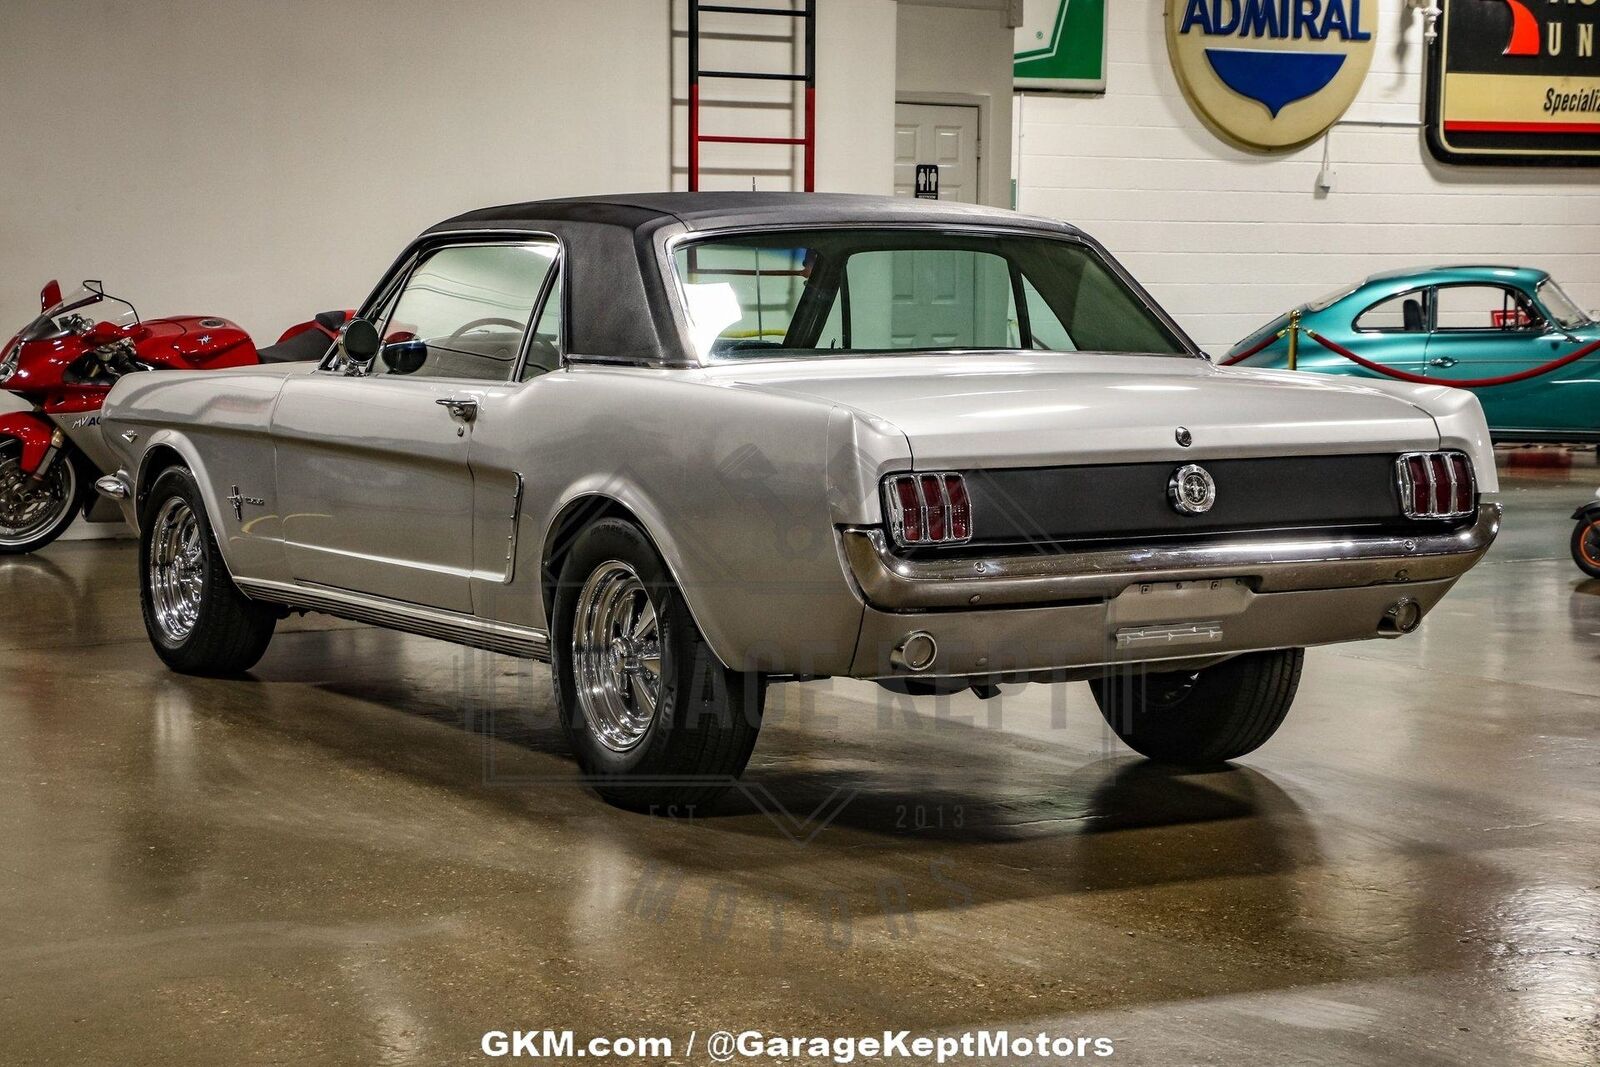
1428;356;1457;369
435;397;478;422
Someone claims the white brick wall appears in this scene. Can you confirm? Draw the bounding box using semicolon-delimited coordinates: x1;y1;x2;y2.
1014;1;1600;355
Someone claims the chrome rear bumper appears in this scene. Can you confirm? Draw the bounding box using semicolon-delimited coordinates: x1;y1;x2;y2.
841;504;1499;611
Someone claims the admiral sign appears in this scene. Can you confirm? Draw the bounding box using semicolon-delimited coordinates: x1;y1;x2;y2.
1427;0;1600;165
1166;0;1378;150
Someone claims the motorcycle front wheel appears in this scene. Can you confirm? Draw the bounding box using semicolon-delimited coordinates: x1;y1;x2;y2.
0;442;82;554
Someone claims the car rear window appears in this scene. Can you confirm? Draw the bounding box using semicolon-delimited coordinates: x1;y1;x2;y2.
671;229;1190;362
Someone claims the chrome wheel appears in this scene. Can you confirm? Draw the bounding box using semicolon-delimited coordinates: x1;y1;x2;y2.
0;450;76;548
572;560;664;753
147;497;206;642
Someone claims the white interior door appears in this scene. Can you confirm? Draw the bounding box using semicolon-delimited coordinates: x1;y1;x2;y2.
893;102;980;205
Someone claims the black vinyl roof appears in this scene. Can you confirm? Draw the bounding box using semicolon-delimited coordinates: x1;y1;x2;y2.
428;191;1081;237
411;193;1089;365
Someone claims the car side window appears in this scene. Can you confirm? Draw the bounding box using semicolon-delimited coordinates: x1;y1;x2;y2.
1433;284;1542;333
371;242;558;381
1355;291;1427;333
520;265;563;381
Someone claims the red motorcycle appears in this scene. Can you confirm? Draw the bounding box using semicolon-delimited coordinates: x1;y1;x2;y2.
0;279;348;553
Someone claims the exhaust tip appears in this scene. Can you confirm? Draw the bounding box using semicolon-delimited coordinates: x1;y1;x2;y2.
890;631;938;672
1379;598;1423;637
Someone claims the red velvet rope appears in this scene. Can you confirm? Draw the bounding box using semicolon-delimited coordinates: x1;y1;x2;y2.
1217;319;1600;387
1217;328;1283;366
1304;329;1600;388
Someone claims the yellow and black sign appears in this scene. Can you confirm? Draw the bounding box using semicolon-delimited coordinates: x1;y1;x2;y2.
1427;0;1600;165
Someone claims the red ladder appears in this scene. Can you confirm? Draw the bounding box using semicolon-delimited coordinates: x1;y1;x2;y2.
688;1;817;192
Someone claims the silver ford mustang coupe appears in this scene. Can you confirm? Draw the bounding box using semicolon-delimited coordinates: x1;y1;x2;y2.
96;193;1499;809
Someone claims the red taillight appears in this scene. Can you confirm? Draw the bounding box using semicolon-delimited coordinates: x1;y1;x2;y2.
919;474;946;541
894;477;922;543
883;472;974;547
945;474;971;541
1406;455;1430;516
1428;454;1451;513
1449;453;1474;514
1398;451;1475;520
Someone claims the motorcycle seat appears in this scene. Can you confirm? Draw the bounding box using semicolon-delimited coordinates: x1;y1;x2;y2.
256;328;333;364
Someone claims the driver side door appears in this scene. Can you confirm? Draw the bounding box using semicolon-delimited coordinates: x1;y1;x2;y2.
271;240;558;612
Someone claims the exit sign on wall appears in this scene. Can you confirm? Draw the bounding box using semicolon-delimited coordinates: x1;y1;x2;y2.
1014;0;1106;92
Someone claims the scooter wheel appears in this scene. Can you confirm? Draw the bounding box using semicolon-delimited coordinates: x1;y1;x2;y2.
1573;518;1600;579
0;442;82;554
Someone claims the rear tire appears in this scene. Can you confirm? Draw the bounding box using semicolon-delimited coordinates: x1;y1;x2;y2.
1089;649;1305;765
552;519;764;812
139;467;276;675
0;441;83;555
1573;517;1600;579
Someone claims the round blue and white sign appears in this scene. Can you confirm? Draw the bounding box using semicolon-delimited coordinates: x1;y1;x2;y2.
1166;0;1378;149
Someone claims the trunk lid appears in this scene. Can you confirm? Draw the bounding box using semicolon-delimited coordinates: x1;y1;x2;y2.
715;352;1440;468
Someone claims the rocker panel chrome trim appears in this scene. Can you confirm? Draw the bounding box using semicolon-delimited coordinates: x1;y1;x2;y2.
235;578;550;660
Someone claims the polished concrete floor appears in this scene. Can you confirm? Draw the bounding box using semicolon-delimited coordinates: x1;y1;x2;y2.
1;461;1596;1066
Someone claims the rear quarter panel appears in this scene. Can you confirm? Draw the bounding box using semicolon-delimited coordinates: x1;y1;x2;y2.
470;366;910;676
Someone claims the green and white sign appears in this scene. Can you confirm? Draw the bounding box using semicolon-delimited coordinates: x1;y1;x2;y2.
1014;0;1106;92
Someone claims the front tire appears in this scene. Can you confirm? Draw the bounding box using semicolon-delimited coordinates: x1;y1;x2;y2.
139;467;276;675
552;519;764;812
1089;649;1305;765
0;442;82;554
1572;516;1600;578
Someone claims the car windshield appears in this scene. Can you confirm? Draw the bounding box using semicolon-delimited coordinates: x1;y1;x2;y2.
671;229;1189;362
1538;278;1591;329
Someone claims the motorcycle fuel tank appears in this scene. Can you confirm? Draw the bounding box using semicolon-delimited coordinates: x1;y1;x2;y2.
130;316;256;370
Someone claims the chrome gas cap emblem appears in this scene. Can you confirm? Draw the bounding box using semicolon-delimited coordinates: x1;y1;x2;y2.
1175;426;1193;447
1169;463;1217;515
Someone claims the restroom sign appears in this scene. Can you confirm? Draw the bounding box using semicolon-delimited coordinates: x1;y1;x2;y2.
914;164;940;199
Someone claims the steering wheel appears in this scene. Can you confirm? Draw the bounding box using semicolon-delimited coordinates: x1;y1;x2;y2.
448;317;523;342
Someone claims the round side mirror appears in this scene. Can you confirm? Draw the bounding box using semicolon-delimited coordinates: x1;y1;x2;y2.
337;318;381;372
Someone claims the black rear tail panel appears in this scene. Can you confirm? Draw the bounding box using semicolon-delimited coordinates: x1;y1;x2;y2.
957;454;1408;547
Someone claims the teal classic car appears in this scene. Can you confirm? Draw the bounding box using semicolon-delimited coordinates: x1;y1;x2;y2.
1228;266;1600;442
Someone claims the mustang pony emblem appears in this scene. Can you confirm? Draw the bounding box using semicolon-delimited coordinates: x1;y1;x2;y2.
226;484;265;521
1169;464;1218;515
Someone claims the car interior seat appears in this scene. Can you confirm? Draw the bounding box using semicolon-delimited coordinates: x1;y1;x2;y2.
1402;298;1424;332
